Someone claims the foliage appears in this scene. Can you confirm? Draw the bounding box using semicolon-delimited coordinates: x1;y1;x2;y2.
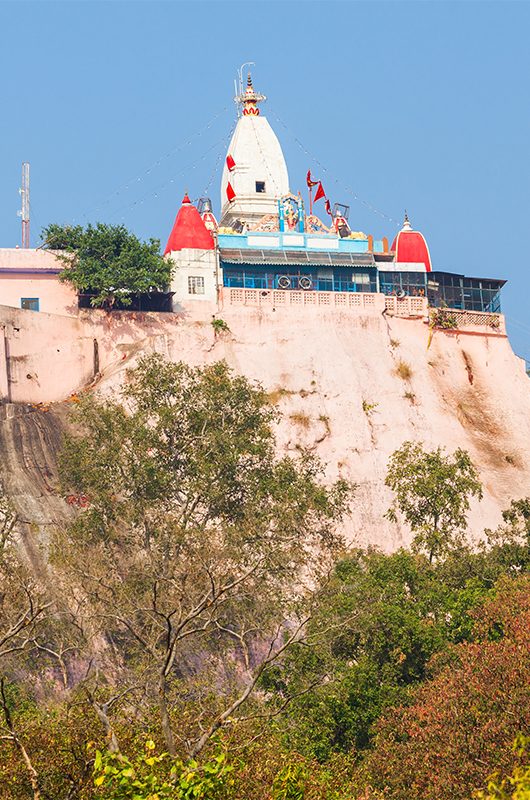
394;360;412;380
42;222;172;308
363;577;530;800
429;308;458;329
211;318;231;335
474;735;530;800
0;698;99;800
385;441;483;561
290;411;311;429
54;355;349;758
92;741;232;800
362;400;378;416
271;763;309;800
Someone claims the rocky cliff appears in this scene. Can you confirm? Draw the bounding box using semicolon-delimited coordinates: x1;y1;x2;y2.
2;303;529;551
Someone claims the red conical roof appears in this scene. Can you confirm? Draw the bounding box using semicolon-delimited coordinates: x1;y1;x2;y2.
164;194;215;255
391;213;432;272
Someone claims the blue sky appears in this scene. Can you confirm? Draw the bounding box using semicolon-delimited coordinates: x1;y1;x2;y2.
1;1;529;358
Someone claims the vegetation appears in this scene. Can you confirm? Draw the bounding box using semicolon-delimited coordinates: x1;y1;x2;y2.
395;360;413;380
362;400;378;415
385;441;483;561
474;735;530;800
211;317;231;335
0;358;528;800
42;222;172;308
429;308;458;329
289;411;312;429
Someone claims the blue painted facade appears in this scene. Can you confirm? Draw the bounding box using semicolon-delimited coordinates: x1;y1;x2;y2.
218;231;505;313
218;231;388;254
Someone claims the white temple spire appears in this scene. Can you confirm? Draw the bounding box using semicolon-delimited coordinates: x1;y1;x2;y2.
220;70;289;228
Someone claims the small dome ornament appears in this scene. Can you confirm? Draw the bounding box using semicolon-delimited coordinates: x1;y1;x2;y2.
235;72;266;116
402;210;412;231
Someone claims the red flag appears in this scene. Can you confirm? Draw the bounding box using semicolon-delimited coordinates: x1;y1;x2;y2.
306;169;318;188
226;154;236;171
314;182;326;203
226;182;236;202
325;199;332;216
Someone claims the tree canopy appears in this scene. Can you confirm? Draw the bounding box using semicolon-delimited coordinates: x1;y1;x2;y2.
42;222;173;308
54;355;350;758
2;388;529;800
385;441;483;561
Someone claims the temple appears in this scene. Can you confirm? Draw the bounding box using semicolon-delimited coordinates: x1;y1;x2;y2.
165;73;505;320
0;72;505;322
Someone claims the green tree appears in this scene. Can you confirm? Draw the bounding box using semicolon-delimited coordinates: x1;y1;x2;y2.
364;577;530;800
385;442;483;561
54;355;349;758
92;741;232;800
42;222;173;308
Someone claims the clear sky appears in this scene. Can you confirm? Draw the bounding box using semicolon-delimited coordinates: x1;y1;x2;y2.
1;1;529;359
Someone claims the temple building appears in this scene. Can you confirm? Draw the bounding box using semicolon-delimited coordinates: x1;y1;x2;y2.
0;72;505;321
166;73;505;318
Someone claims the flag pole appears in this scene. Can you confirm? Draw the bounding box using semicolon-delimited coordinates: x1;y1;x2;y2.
309;185;313;216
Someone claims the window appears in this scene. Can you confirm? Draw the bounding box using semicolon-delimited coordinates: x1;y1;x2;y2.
255;181;266;193
21;298;39;311
188;276;205;295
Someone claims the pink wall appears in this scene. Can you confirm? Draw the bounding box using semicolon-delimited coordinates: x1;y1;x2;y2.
0;305;95;403
0;249;77;317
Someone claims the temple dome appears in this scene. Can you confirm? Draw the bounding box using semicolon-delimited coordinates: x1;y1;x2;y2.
391;213;432;272
220;73;289;227
164;194;215;254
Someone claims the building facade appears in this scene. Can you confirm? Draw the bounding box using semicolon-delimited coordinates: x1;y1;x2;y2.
0;73;505;320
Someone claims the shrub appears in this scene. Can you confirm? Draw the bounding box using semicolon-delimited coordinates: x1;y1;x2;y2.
362;400;378;415
290;411;311;429
395;360;413;380
211;318;231;335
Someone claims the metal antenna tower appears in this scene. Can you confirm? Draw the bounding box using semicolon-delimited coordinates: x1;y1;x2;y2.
19;162;30;248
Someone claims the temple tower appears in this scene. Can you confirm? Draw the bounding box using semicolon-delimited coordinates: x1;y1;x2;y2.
165;194;218;308
220;73;289;228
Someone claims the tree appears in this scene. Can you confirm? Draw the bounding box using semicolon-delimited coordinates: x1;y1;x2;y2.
385;442;483;561
92;741;233;800
0;486;51;800
53;355;350;758
363;577;530;800
474;735;530;800
42;222;173;308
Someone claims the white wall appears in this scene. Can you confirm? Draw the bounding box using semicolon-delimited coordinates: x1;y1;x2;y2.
168;248;219;308
220;115;289;226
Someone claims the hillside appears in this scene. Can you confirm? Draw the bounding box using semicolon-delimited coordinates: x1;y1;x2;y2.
2;303;529;550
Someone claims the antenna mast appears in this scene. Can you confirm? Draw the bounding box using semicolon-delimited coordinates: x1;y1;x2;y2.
20;162;30;248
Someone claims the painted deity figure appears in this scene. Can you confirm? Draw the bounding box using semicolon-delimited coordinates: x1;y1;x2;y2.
283;197;299;230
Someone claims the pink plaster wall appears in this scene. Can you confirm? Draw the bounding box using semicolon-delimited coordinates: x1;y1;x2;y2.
0;305;95;403
0;249;77;317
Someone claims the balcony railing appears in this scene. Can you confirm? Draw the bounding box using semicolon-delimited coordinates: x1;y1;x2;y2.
224;288;427;316
223;288;505;331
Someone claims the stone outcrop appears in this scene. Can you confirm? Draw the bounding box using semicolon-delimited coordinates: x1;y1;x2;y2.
1;302;529;552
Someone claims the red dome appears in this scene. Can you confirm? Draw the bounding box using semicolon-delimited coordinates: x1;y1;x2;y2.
164;194;215;255
391;215;432;272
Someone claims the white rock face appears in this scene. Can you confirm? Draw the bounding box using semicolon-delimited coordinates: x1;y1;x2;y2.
220;115;289;227
90;304;530;552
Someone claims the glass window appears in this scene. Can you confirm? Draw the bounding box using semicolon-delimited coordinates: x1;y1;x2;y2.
255;181;266;193
188;276;205;295
21;298;39;311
